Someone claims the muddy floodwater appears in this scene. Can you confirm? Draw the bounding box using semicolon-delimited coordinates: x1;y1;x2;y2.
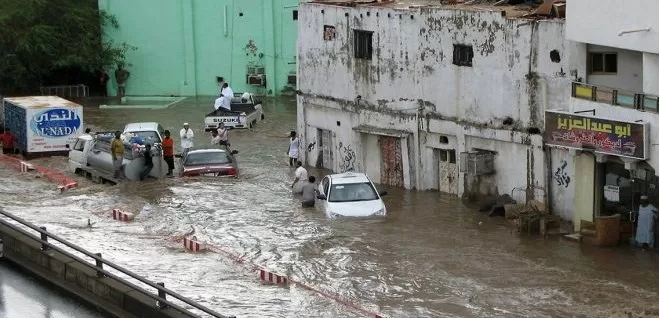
2;96;659;318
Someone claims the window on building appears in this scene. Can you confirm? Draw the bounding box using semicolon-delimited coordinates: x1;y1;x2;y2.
453;44;473;67
439;136;449;144
354;30;373;60
324;25;336;41
439;150;448;162
589;52;617;74
448;150;456;164
293;10;298;20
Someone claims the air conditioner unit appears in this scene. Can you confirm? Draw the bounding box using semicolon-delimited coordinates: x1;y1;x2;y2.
459;151;495;176
256;67;265;75
287;75;297;85
248;74;266;86
247;67;257;75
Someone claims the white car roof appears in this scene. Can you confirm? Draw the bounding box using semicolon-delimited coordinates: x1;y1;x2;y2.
329;172;371;184
187;148;228;155
124;122;160;132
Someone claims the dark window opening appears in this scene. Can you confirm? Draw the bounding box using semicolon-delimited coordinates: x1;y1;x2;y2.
550;49;561;63
354;30;373;60
293;10;298;20
453;44;474;67
324;25;336;41
589;52;617;74
440;150;448;162
448;150;456;164
439;136;449;144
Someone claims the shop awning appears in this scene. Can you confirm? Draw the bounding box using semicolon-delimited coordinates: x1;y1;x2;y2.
352;125;410;138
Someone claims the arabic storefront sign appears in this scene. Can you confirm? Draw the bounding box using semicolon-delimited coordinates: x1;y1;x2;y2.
544;110;649;160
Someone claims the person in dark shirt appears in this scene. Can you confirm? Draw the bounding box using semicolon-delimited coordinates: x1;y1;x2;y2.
139;144;154;181
301;176;318;207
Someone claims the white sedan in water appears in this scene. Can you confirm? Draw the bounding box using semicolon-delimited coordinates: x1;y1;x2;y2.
316;172;388;218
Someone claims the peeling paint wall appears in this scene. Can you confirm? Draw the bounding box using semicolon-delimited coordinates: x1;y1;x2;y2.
297;4;573;198
298;4;576;127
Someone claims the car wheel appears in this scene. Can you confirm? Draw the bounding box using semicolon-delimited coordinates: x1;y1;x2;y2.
261;114;265;120
249;122;253;129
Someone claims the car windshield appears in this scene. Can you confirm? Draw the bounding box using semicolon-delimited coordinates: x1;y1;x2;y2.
328;182;378;202
128;131;161;143
184;152;231;166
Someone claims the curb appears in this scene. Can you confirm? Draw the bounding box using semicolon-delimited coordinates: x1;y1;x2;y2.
181;237;385;318
0;154;79;192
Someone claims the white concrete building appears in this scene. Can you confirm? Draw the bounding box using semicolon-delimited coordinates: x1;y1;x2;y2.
550;0;659;236
296;1;576;204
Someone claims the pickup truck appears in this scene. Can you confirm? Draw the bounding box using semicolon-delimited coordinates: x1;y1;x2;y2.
66;122;168;184
204;93;264;131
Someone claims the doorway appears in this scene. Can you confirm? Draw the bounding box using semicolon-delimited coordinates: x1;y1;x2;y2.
379;136;404;187
317;129;333;170
437;148;458;195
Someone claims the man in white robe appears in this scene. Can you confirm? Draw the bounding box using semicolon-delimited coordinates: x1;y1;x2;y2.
636;195;657;249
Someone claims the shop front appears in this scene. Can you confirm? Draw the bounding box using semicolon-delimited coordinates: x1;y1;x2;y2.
545;110;655;248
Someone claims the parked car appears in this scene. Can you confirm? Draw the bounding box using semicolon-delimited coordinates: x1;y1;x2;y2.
316;172;388;218
179;148;239;177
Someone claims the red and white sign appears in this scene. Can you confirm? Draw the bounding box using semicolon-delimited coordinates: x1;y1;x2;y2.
111;208;134;222
58;182;78;192
183;236;206;252
19;161;34;173
259;269;288;285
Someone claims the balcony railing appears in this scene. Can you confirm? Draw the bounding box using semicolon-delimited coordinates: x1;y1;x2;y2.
571;82;659;112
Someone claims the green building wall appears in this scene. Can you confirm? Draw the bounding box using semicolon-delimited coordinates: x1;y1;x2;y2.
98;0;301;97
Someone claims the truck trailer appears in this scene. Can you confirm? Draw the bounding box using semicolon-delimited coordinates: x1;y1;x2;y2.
3;96;84;159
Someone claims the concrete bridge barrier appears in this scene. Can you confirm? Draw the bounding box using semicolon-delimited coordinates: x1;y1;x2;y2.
0;209;234;318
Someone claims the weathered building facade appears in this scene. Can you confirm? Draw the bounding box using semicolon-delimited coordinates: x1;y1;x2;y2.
297;1;578;204
549;0;659;242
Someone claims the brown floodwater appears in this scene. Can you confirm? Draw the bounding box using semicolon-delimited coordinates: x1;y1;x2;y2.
1;96;658;318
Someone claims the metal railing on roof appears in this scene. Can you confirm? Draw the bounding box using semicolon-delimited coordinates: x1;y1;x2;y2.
0;209;235;318
571;81;659;112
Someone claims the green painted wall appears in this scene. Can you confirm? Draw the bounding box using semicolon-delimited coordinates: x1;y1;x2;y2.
98;0;301;97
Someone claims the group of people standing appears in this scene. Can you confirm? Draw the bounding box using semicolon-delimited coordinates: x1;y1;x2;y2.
286;130;318;208
110;130;155;181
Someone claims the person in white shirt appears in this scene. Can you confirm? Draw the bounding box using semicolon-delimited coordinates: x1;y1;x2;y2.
213;94;231;114
287;131;300;167
291;161;308;194
221;83;234;100
179;123;194;154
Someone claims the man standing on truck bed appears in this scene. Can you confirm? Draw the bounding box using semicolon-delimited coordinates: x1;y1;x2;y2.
162;130;175;176
111;131;124;179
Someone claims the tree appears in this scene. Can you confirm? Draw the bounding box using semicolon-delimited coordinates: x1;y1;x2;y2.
0;0;136;94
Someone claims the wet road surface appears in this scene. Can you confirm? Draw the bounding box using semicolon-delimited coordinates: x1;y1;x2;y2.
1;96;659;317
0;262;105;318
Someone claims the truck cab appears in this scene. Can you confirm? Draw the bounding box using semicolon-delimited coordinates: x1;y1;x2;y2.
123;122;165;145
68;134;94;173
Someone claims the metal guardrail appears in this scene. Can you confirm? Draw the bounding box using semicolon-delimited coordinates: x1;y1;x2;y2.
0;209;235;318
39;84;89;98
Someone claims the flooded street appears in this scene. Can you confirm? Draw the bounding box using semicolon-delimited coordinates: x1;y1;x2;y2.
2;96;659;318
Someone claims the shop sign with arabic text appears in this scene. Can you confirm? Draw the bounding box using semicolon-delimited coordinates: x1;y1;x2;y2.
544;110;649;160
